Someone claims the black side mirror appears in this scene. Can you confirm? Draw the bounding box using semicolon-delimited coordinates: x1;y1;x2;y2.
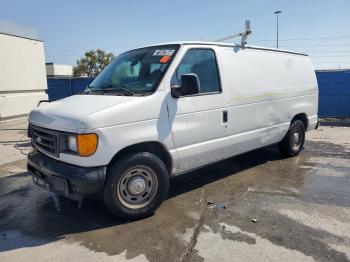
171;74;200;98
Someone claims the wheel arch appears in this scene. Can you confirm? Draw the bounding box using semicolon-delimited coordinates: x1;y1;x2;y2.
291;113;308;129
107;141;173;175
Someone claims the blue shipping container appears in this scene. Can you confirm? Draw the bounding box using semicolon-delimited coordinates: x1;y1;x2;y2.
46;71;350;117
47;77;93;101
316;70;350;117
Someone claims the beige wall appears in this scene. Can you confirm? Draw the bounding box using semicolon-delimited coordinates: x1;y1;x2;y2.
0;33;47;119
46;63;73;76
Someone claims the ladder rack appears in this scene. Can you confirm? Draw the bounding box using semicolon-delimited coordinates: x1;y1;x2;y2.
214;20;252;46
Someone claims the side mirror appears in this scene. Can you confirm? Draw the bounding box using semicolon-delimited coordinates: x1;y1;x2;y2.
171;74;200;98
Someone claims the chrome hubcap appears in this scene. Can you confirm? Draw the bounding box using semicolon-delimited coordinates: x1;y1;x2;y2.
293;132;300;144
128;176;147;195
117;165;158;209
292;129;302;150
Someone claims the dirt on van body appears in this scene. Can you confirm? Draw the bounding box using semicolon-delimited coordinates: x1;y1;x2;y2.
0;118;349;262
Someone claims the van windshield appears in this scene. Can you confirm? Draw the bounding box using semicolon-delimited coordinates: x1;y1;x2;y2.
87;45;179;95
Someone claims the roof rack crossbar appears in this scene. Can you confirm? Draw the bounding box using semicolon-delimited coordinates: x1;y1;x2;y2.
214;20;252;46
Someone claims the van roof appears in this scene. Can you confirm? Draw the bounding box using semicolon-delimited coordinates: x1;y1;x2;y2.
141;41;308;57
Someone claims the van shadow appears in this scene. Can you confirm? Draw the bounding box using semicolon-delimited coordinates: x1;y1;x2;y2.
0;145;283;253
168;145;283;198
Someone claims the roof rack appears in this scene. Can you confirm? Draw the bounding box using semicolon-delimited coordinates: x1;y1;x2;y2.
214;20;252;47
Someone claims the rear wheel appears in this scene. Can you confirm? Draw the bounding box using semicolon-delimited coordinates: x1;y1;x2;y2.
103;152;169;219
278;120;305;157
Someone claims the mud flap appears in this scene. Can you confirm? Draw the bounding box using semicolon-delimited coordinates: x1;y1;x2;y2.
315;120;320;130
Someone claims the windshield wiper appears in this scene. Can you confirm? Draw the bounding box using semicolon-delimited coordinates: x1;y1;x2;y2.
82;85;93;94
95;85;135;96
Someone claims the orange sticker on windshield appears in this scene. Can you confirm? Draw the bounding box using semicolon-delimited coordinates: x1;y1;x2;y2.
160;56;170;63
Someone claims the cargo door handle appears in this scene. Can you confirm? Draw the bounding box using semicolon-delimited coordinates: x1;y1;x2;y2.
222;110;228;123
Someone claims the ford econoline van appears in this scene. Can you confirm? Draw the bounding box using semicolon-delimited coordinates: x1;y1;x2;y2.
27;42;318;218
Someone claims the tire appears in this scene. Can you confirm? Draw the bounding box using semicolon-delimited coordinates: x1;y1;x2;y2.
102;152;169;219
278;120;305;157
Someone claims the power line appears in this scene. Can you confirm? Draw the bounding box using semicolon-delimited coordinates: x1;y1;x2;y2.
310;55;350;57
252;36;350;43
279;44;350;48
307;50;350;54
311;61;350;64
45;36;350;65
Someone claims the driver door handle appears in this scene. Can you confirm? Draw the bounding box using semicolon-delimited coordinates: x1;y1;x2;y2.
222;110;228;123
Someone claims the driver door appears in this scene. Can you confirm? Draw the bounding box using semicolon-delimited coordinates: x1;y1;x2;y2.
166;48;228;173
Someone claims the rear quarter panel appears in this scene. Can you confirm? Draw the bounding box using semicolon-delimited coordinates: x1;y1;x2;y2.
216;46;318;152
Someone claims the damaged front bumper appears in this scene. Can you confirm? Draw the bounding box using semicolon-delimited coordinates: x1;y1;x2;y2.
27;150;106;202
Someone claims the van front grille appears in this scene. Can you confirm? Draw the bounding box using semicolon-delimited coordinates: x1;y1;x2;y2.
30;125;59;157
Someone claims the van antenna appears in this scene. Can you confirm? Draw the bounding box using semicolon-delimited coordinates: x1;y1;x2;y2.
214;20;252;47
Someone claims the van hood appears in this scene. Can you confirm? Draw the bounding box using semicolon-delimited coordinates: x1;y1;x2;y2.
29;95;137;132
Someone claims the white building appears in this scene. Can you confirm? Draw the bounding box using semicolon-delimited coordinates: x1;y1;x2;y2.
46;63;73;78
0;19;47;120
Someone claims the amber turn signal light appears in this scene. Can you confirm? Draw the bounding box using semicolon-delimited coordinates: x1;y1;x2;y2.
77;133;98;157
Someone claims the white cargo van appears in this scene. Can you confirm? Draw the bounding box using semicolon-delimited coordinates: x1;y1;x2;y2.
27;42;319;218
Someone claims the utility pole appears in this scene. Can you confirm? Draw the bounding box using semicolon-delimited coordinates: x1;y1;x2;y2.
274;11;282;48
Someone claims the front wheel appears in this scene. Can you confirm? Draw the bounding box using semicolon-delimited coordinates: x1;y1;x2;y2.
103;152;169;219
278;120;305;157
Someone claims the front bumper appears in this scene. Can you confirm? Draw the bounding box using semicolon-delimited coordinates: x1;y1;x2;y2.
27;150;106;201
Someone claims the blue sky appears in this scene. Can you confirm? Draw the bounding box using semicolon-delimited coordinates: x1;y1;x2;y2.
1;0;349;69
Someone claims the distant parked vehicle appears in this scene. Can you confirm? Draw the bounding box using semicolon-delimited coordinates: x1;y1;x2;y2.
27;41;319;218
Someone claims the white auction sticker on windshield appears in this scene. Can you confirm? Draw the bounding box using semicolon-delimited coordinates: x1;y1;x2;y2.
153;49;175;56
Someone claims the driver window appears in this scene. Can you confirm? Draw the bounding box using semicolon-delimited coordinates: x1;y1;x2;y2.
171;49;221;94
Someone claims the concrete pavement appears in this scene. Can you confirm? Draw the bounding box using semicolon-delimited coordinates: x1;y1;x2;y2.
0;118;349;261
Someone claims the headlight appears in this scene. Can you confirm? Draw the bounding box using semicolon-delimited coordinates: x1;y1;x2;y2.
77;133;98;157
66;133;98;157
67;135;77;152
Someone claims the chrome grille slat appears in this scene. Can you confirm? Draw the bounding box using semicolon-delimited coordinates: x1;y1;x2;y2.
30;125;59;157
33;136;54;146
33;138;54;150
33;132;55;142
